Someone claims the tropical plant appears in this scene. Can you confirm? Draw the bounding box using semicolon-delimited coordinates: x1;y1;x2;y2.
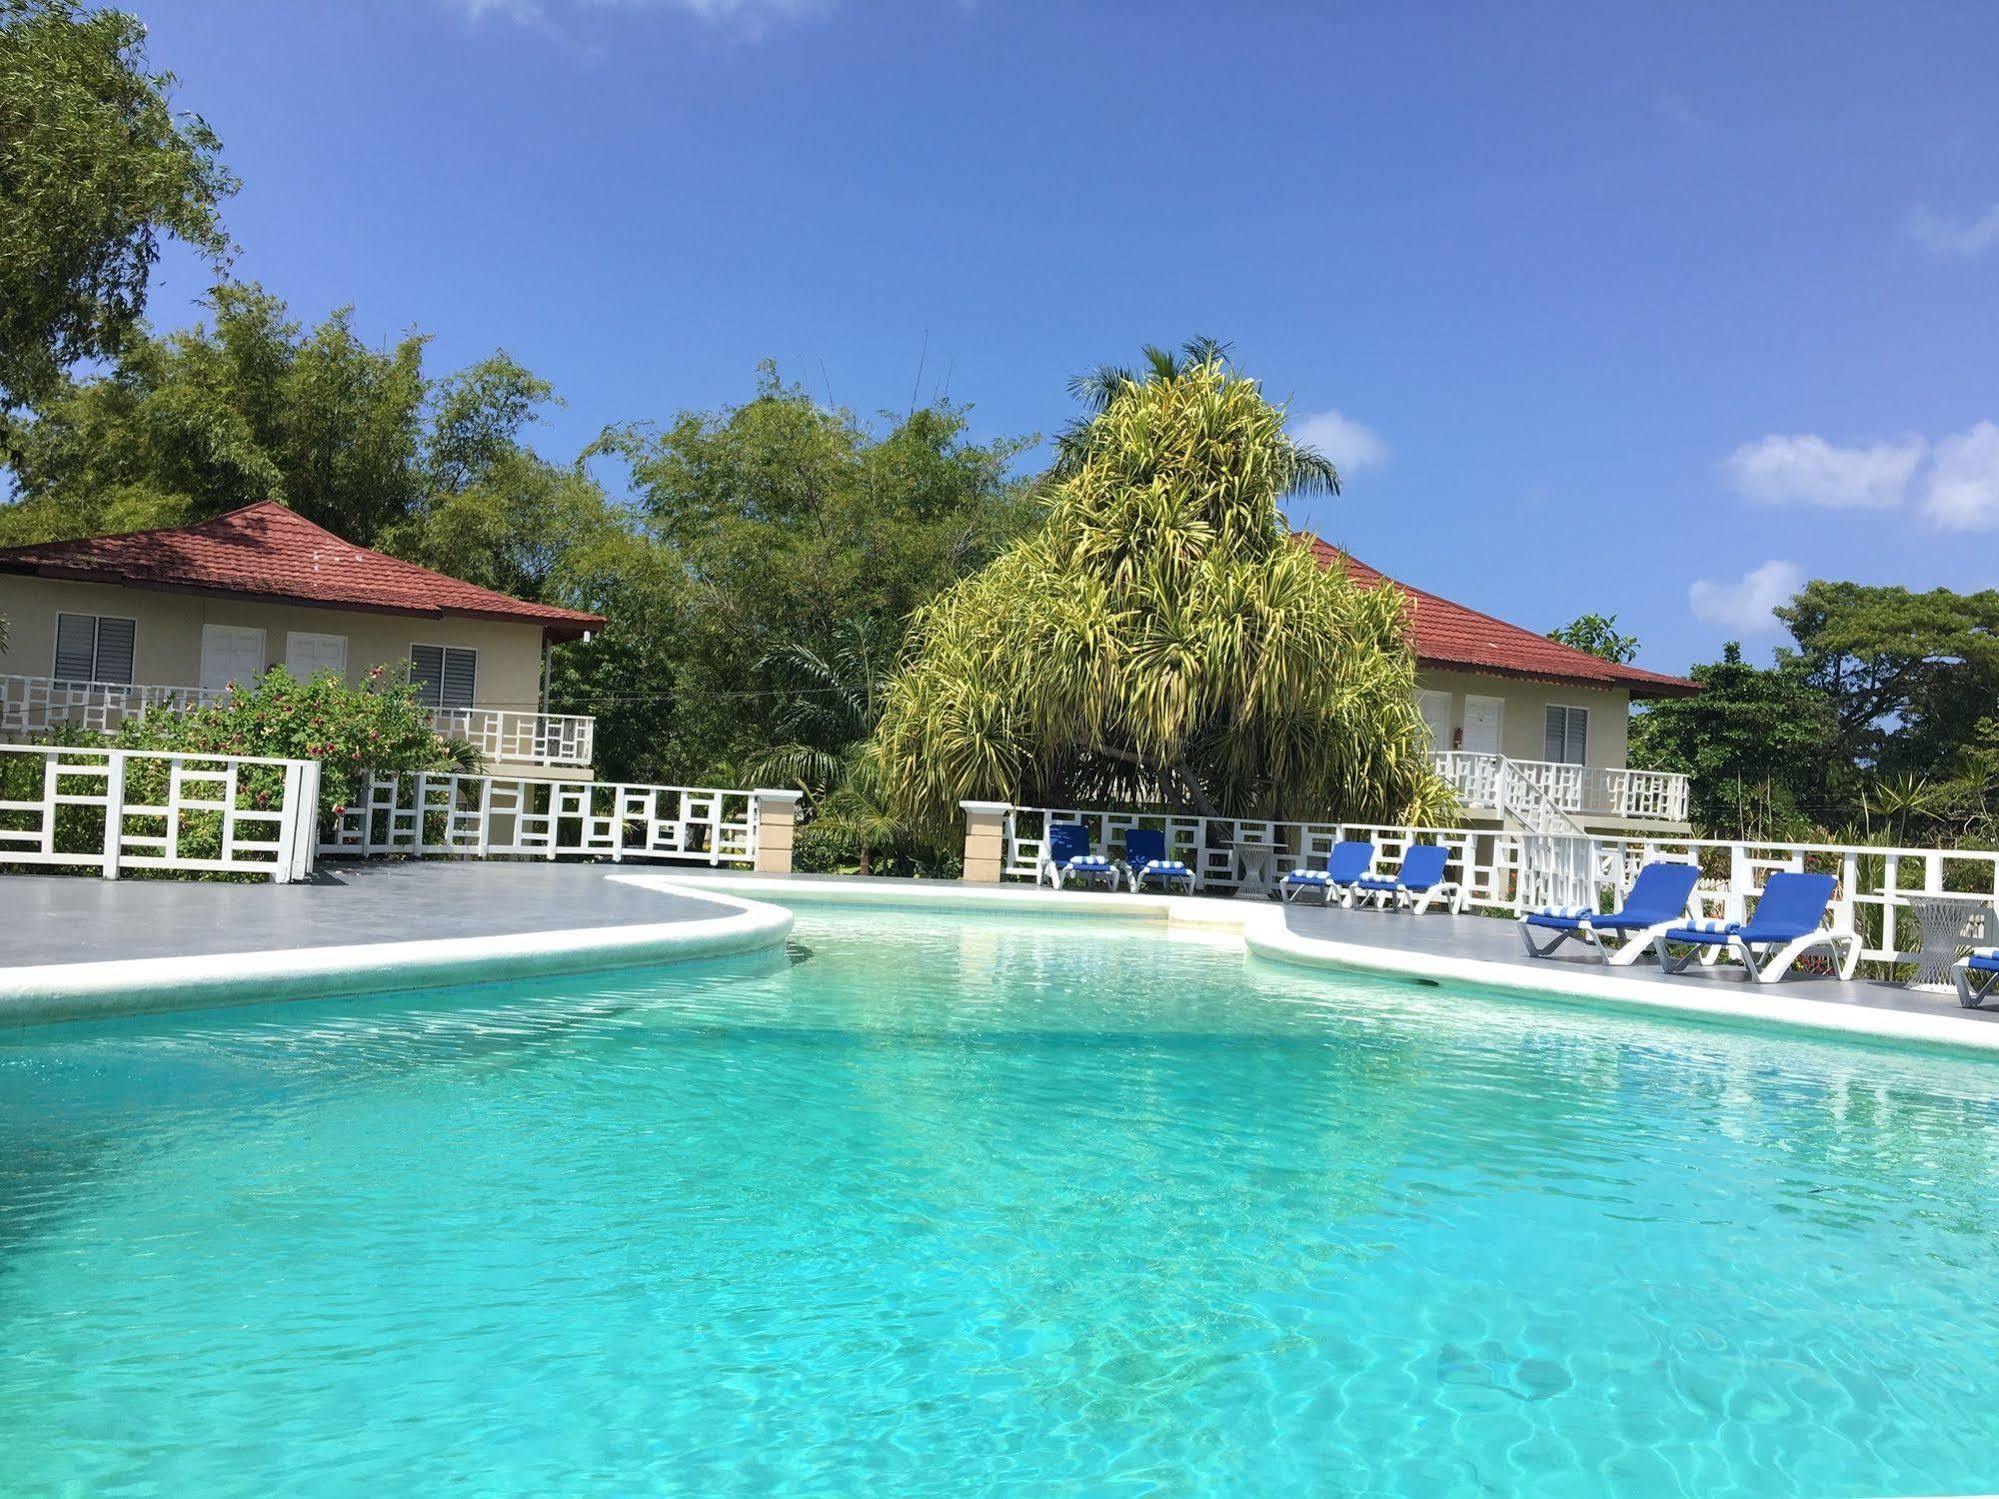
873;348;1449;838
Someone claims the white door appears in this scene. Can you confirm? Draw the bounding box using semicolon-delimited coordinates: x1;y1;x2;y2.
199;625;267;695
1461;694;1504;756
1417;690;1452;748
285;631;348;682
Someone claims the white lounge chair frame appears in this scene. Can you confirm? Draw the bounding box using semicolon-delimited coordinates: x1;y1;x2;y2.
1038;854;1123;891
1517;913;1696;966
1954;949;1999;1009
1353;879;1464;916
1652;926;1862;984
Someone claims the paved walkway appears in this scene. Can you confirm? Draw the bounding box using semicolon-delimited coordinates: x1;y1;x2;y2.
0;861;735;968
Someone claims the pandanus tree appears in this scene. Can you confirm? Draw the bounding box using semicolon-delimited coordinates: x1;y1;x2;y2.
872;343;1449;837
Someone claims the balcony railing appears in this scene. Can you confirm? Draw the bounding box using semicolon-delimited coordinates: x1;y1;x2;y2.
429;706;595;770
1430;751;1689;823
1;674;595;770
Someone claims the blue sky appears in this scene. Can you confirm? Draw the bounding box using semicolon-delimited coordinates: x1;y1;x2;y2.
131;0;1998;675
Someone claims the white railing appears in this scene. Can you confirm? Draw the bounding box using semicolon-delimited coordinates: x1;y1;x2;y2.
1;674;222;736
429;707;595;769
1004;805;1523;911
1431;751;1690;823
320;772;759;865
0;744;319;882
2;672;595;770
1003;803;1999;970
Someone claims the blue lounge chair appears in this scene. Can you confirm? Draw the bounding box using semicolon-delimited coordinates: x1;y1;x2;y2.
1651;871;1860;984
1518;861;1702;966
1037;823;1122;890
1352;842;1463;914
1280;840;1374;906
1120;827;1195;893
1955;946;1999;1009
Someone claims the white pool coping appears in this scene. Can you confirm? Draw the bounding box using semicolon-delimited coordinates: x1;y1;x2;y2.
631;873;1999;1059
0;883;795;1028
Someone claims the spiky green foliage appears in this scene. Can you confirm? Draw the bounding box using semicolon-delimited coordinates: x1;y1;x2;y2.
874;355;1448;836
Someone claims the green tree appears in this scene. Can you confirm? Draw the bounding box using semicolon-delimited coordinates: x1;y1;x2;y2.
873;351;1446;836
1775;580;1999;796
0;0;236;414
1628;643;1835;837
0;284;558;546
585;363;1033;779
1549;612;1639;664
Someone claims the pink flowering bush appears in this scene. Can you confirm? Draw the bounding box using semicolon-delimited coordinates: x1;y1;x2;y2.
114;666;471;824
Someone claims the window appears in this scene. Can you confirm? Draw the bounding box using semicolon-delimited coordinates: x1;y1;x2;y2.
1544;705;1589;765
53;613;136;685
410;644;477;709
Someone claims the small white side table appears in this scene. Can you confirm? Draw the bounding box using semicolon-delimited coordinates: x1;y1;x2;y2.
1231;842;1278;901
1892;893;1996;993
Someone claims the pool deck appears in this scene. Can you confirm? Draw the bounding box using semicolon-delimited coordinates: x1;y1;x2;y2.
1;861;737;966
0;862;792;1026
3;861;1994;1051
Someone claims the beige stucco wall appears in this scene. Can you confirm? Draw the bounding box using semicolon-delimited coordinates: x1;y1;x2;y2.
1414;667;1631;769
0;575;547;713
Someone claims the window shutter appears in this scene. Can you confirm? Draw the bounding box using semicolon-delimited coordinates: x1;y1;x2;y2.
94;618;135;684
53;614;98;682
1565;707;1588;765
1543;706;1565;763
441;648;477;709
409;644;445;707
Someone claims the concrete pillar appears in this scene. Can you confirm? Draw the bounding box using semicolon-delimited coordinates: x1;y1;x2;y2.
960;800;1010;883
753;789;804;874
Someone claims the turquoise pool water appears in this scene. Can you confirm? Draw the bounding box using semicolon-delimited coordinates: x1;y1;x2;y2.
3;910;1998;1497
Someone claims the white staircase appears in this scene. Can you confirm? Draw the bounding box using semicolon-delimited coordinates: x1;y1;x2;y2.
1489;756;1602;911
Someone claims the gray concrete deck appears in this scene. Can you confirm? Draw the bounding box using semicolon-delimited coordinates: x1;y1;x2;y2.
1273;897;1999;1025
0;861;736;968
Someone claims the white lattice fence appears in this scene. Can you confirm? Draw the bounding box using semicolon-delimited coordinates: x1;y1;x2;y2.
320;772;759;865
1003;805;1521;909
0;744;319;882
1584;832;1999;968
1004;803;1999;969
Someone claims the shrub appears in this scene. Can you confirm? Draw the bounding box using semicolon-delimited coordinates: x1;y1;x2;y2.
114;665;468;822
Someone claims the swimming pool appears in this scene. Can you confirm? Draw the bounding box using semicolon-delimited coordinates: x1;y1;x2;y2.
3;909;1996;1496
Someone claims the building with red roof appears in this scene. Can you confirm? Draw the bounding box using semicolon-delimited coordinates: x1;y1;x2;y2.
1301;535;1697;831
0;501;605;776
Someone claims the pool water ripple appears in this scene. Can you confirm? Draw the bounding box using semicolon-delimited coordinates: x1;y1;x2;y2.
3;911;1998;1496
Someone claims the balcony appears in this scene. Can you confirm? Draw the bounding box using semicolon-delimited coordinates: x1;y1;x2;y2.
1430;751;1689;824
1;674;595;771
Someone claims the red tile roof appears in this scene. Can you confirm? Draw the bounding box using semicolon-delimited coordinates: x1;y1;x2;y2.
1301;535;1697;699
0;501;605;640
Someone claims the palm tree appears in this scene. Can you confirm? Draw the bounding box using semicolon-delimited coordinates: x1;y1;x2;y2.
1052;336;1342;497
873;347;1448;838
748;617;917;874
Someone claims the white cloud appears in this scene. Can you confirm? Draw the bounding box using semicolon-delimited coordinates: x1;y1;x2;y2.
1690;561;1802;635
1906;203;1999;258
1291;408;1389;475
1924;420;1999;530
446;0;828;35
1721;433;1923;511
